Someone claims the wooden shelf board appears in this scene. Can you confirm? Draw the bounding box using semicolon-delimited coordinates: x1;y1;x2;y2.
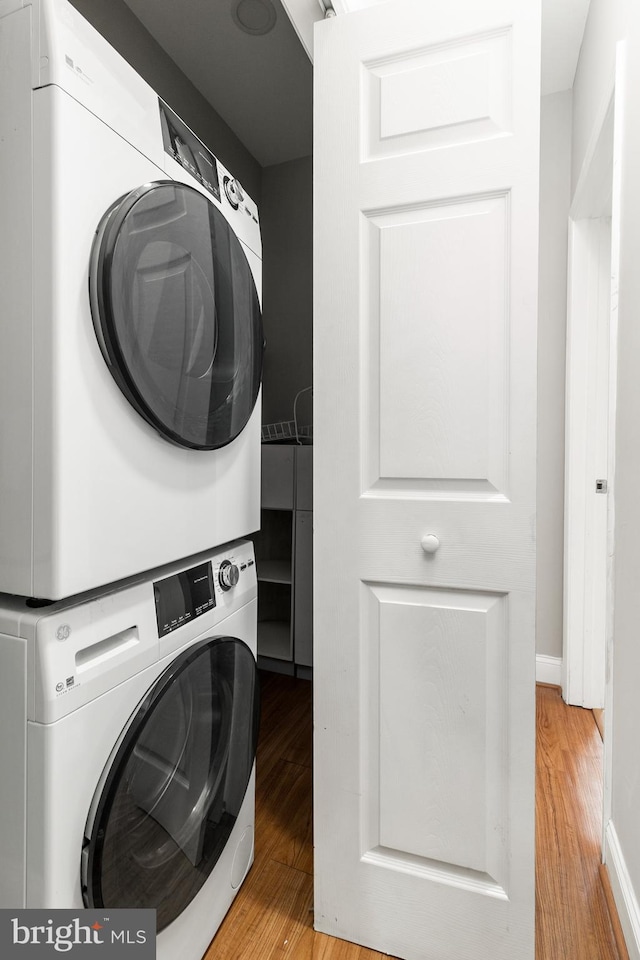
257;560;292;584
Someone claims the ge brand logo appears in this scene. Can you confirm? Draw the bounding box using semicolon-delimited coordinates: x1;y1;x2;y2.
56;624;71;642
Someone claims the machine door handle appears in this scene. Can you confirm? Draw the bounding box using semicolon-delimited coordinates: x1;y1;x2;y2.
421;534;440;554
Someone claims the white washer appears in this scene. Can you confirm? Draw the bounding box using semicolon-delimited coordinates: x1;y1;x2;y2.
0;0;263;600
0;539;259;960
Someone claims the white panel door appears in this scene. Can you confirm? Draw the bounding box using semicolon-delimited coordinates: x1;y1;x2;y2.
313;3;540;959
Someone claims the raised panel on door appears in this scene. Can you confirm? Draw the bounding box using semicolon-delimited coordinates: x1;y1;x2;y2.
361;583;509;890
363;194;510;495
362;29;513;159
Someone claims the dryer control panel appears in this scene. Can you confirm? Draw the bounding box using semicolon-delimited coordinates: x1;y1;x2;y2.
159;99;221;201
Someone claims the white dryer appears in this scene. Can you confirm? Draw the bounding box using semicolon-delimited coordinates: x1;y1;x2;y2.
0;0;263;600
0;539;259;960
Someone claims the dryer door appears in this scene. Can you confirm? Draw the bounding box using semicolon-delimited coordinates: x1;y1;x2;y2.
82;637;259;931
90;181;263;450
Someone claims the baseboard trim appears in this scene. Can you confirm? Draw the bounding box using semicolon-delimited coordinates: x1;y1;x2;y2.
605;820;640;960
536;654;562;688
600;863;631;960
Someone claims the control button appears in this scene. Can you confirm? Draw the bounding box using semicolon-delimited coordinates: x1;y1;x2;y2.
219;559;240;591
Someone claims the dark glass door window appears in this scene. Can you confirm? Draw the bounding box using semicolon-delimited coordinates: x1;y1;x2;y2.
82;637;260;931
90;181;263;450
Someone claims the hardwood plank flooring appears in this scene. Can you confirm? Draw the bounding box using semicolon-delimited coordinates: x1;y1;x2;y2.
207;672;389;960
205;676;623;960
536;685;623;960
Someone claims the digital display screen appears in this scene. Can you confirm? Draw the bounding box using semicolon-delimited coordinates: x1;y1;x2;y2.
159;99;221;201
154;561;216;637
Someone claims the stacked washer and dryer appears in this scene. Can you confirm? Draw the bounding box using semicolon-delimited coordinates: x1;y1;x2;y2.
0;0;264;957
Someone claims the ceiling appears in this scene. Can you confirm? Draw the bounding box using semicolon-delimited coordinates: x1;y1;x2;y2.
541;0;591;97
121;0;313;167
121;0;591;170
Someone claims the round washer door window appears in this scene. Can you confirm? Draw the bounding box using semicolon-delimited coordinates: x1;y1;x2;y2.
82;637;260;931
90;181;263;450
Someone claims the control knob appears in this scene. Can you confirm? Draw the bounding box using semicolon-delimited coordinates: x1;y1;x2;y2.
219;559;240;591
223;176;244;209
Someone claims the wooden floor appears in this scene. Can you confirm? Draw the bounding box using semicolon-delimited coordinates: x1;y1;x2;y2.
206;676;624;960
536;685;624;960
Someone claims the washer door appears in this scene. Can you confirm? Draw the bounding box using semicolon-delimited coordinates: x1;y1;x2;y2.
90;181;263;450
82;637;259;931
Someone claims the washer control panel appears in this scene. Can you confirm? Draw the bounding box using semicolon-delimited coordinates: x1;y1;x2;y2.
154;561;217;638
153;542;254;638
27;541;255;723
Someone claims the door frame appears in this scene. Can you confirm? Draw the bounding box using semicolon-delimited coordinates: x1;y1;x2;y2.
563;87;616;711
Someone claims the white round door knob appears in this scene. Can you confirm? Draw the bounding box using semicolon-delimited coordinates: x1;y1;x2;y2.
421;534;440;554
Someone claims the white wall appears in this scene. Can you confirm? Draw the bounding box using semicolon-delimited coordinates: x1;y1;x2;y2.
572;0;631;193
573;1;640;954
537;91;572;661
260;157;313;427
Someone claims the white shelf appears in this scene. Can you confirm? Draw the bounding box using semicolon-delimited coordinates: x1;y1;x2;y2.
256;444;313;671
257;560;292;585
257;620;292;661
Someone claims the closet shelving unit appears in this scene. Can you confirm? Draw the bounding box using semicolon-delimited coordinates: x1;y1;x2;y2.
254;442;313;678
